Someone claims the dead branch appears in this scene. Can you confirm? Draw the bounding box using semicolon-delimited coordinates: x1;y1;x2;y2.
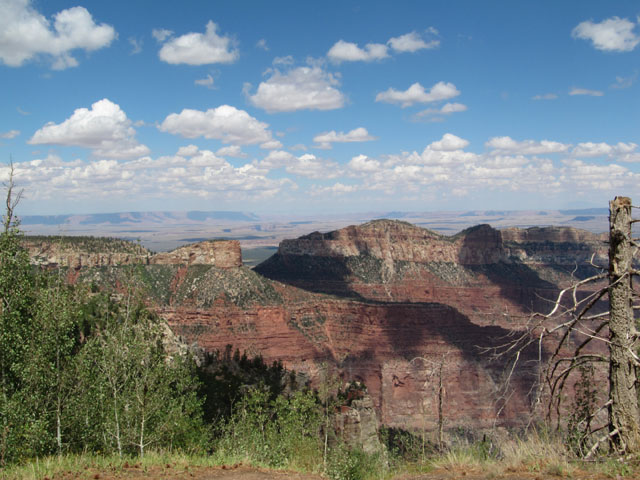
585;428;619;459
2;161;23;233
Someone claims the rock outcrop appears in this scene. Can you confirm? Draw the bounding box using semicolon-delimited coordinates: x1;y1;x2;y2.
335;395;383;454
149;240;242;268
256;220;606;285
254;220;607;319
24;236;242;269
24;236;151;269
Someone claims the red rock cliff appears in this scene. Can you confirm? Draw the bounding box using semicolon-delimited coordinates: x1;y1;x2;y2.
157;221;606;432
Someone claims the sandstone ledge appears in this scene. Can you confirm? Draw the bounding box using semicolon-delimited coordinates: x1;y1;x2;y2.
26;237;242;269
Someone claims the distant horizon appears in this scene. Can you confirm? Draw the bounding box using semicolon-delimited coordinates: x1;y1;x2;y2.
16;205;611;222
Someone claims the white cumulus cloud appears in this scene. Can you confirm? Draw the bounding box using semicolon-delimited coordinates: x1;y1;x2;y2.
28;99;149;159
376;81;460;107
313;127;376;149
176;144;199;157
572;141;640;162
247;65;346;113
216;145;247;158
159;105;273;145
259;139;283;150
258;150;296;170
563;159;638;191
285;153;340;179
571;142;613;158
429;133;469;151
572;16;640;52
0;0;115;69
414;102;467;121
485;136;570;155
388;31;439;52
7;146;292;204
157;21;238;65
311;182;357;196
348;154;381;173
441;102;467;114
256;150;339;178
327;40;389;62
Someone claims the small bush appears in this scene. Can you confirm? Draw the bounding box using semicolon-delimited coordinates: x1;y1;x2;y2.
213;386;323;469
326;444;386;480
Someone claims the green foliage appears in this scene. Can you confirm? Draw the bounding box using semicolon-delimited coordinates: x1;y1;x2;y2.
0;205;207;464
197;347;289;424
214;386;323;469
380;426;435;463
69;297;209;457
23;235;152;255
0;219;35;392
0;215;38;464
326;444;386;480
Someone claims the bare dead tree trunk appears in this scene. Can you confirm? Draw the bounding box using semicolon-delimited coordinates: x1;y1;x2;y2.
608;196;640;453
3;161;22;234
437;356;445;450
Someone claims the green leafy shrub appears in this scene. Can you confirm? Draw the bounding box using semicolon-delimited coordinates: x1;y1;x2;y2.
214;386;323;469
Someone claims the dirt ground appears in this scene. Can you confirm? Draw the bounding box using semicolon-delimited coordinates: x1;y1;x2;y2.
46;463;323;480
45;463;634;480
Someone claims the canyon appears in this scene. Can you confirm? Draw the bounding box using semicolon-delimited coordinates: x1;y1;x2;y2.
26;220;608;433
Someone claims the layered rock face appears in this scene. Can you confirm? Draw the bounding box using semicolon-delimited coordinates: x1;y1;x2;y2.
156;220;605;432
24;236;151;269
255;220;606;320
149;240;242;268
161;295;539;431
256;220;606;285
501;226;607;266
25;237;241;270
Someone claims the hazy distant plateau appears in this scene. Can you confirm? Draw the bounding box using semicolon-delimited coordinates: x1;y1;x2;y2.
19;208;609;265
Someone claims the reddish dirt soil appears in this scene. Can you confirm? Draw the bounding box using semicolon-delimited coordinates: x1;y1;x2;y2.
48;464;324;480
46;464;635;480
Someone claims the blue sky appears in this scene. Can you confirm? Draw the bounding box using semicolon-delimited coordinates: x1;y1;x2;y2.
1;0;639;215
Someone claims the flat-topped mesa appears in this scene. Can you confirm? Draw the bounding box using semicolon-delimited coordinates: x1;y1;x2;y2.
275;219;502;265
24;237;243;269
267;219;606;269
23;236;151;269
501;226;608;266
278;220;446;260
255;219;608;309
150;240;242;268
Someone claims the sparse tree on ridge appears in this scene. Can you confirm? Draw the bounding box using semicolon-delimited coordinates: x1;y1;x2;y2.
496;196;640;457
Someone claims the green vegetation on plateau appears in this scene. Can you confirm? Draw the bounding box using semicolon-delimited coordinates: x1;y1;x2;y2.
24;234;153;255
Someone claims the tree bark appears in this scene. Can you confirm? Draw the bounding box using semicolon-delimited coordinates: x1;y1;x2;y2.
608;196;640;453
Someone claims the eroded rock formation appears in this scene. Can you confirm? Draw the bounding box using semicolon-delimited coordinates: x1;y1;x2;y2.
24;237;242;270
148;220;603;432
150;240;242;268
39;220;607;433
